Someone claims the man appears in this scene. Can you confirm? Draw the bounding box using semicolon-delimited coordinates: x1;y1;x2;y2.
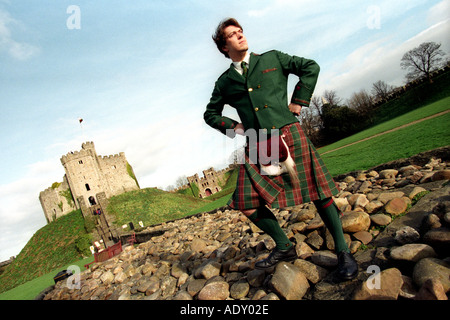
204;18;358;280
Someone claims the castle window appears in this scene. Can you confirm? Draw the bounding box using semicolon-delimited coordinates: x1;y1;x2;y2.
85;183;90;191
79;160;83;164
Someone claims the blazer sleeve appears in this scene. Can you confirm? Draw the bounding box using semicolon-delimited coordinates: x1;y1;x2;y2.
204;81;239;138
276;50;320;107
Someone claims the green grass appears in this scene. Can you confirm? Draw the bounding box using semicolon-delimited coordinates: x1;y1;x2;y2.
107;187;207;227
107;167;239;226
0;257;93;300
0;210;88;295
321;112;450;176
319;96;450;154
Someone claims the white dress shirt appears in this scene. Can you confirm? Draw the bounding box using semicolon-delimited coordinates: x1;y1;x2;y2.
232;52;250;75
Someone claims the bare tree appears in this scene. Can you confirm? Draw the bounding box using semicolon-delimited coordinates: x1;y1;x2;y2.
371;80;394;102
400;41;446;83
228;147;244;165
323;90;342;107
347;89;373;119
175;175;188;188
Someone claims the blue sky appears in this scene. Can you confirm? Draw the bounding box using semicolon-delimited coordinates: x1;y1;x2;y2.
0;0;448;261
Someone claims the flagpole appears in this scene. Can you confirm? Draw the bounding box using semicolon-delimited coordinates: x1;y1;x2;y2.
79;118;84;140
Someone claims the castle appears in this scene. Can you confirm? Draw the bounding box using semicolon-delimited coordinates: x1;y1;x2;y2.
39;141;140;224
186;167;231;198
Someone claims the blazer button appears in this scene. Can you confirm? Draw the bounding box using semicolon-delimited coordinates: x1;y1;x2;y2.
255;107;259;112
248;88;253;92
264;105;268;108
272;126;276;129
257;84;261;89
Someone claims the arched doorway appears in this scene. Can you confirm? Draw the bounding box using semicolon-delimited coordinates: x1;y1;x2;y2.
88;196;97;205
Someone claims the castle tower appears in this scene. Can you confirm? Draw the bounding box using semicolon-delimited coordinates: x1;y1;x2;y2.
187;167;224;198
40;141;139;224
60;141;112;209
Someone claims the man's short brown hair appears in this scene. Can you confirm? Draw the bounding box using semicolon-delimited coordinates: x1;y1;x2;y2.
212;18;243;58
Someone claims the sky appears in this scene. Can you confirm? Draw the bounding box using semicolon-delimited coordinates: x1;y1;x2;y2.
0;0;449;261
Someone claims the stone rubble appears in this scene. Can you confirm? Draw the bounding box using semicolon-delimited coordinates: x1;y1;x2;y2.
42;157;450;300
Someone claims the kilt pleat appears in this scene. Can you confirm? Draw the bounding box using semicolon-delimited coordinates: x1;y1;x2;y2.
228;122;339;210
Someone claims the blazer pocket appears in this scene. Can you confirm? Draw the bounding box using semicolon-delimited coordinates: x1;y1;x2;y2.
262;67;277;74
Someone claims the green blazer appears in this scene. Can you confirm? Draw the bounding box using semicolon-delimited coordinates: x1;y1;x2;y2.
204;50;320;137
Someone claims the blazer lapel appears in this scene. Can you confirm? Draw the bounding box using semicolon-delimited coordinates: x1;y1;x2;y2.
248;52;261;78
225;52;261;84
227;64;246;84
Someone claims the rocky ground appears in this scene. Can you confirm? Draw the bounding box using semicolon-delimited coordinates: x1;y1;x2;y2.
41;151;450;301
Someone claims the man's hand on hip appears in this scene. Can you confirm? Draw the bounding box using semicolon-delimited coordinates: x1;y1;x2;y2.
289;103;302;116
234;123;245;135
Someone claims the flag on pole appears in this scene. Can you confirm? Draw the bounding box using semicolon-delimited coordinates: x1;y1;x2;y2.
79;118;83;123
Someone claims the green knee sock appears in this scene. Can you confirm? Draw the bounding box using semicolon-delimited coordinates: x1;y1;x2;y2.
248;206;293;250
314;198;350;254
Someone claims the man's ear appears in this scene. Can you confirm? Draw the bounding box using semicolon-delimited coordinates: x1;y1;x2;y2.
222;44;229;53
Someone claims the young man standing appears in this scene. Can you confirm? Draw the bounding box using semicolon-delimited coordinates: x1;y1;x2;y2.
204;18;358;280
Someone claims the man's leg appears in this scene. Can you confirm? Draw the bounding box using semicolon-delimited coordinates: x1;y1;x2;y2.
242;206;297;269
313;197;358;280
313;198;349;253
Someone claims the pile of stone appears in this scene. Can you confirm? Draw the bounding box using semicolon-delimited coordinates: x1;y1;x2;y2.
42;157;450;300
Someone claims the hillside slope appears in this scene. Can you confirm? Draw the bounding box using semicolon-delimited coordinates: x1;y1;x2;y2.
0;210;87;294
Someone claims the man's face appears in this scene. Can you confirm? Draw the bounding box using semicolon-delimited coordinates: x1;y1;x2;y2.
222;25;248;58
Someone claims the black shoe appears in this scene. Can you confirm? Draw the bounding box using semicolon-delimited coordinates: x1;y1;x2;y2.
336;251;358;281
255;246;297;270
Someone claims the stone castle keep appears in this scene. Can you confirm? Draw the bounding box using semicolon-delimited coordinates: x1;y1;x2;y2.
39;141;140;224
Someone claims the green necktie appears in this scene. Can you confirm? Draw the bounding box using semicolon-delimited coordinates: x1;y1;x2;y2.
241;61;248;78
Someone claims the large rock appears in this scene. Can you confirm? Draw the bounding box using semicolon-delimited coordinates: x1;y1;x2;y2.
341;211;371;232
390;244;436;262
293;259;329;284
422;228;450;255
379;169;398;179
197;281;230;300
269;262;309;300
377;191;405;204
431;170;450;181
412;258;450;292
384;197;409;216
414;279;448;300
370;213;392;226
353;268;403;300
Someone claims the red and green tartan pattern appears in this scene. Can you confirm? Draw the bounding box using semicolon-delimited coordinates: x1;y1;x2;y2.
228;122;339;210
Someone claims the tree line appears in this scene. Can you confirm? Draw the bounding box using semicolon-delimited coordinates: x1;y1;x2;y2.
299;41;448;147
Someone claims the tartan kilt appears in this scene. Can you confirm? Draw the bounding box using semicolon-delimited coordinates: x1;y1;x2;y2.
228;122;339;210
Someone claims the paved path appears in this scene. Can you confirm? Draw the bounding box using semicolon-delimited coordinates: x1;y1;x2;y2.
320;109;450;155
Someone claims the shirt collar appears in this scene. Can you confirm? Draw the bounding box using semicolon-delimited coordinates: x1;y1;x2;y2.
232;51;251;71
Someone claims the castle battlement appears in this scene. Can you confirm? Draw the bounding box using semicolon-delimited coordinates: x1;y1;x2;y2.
100;152;126;160
60;148;96;165
81;141;95;149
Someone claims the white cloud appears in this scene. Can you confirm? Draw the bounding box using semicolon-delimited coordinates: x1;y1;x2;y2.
0;8;39;60
427;0;450;25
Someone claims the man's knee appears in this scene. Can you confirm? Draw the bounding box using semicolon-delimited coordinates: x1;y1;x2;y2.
241;208;256;217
